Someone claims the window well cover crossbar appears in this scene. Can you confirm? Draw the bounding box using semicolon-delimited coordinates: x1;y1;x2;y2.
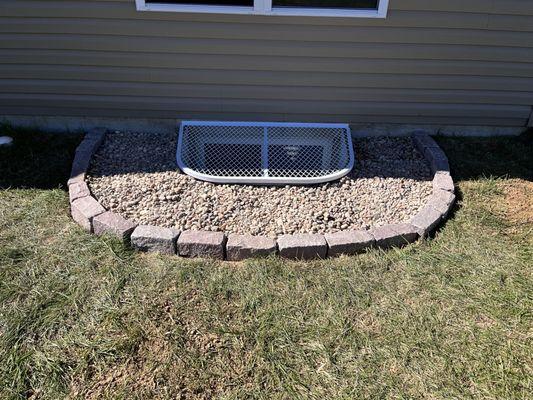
177;121;354;185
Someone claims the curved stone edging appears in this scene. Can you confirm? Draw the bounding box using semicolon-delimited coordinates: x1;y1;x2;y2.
68;128;456;261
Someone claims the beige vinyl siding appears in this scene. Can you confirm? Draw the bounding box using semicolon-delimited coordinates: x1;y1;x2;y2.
1;0;532;126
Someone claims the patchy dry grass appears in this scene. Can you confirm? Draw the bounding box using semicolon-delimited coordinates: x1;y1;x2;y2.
500;179;533;236
0;127;531;399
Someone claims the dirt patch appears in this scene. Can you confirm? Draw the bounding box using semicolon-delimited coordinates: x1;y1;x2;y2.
66;288;247;400
500;179;533;235
67;328;218;400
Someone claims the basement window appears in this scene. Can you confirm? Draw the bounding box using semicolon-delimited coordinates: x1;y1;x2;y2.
136;0;389;17
177;121;354;185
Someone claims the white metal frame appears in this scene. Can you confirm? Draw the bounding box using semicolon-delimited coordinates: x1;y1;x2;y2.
135;0;389;18
176;120;355;185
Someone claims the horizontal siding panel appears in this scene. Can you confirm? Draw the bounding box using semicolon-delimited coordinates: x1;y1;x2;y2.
488;14;533;31
3;18;533;48
1;95;529;119
3;35;533;63
3;80;532;105
391;0;533;16
2;50;533;77
390;0;488;13
285;114;527;126
492;1;533;16
0;106;526;127
3;65;533;92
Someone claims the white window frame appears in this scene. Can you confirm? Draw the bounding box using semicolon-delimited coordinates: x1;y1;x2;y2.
135;0;389;18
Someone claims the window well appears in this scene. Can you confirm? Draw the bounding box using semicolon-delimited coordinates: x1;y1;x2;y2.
177;121;354;185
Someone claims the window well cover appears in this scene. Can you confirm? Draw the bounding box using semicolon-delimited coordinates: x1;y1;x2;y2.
177;121;354;185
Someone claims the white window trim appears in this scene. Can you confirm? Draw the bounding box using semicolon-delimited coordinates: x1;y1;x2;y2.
135;0;389;18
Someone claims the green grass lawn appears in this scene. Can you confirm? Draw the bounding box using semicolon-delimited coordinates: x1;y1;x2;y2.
0;125;531;399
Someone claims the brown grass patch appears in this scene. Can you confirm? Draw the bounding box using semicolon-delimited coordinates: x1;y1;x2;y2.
500;179;533;236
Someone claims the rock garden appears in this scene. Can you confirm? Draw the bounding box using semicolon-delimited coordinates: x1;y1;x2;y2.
69;128;455;260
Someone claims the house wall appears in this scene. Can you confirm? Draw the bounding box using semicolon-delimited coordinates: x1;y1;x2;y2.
1;0;533;128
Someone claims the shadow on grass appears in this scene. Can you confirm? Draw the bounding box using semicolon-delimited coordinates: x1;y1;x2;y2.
435;129;533;182
0;124;83;190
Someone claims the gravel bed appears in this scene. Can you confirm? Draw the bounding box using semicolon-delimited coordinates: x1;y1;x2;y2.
87;132;433;237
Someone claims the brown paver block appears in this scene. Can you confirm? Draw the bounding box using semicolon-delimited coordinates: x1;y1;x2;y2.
75;140;99;156
226;234;277;261
277;234;327;260
412;133;450;172
412;133;439;154
86;127;107;144
424;147;450;173
67;174;85;186
69;150;92;183
71;196;106;232
371;223;419;249
429;189;456;218
411;205;443;237
76;128;106;155
325;230;374;257
391;223;420;242
433;171;454;192
177;230;226;259
93;211;137;240
131;225;180;254
69;181;90;203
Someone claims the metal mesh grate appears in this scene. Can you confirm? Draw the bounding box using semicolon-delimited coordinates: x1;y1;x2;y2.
180;125;263;177
177;121;354;185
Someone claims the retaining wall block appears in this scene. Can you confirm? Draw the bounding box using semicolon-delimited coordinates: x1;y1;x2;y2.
68;181;90;203
76;127;106;155
411;205;443;237
370;224;419;249
429;189;456;218
71;196;106;232
433;171;455;193
177;230;226;259
68;128;107;185
325;230;374;257
412;132;439;154
93;211;137;241
412;132;450;173
131;225;180;254
86;127;107;144
424;147;450;173
226;234;277;261
277;234;328;260
67;174;85;186
69;149;92;184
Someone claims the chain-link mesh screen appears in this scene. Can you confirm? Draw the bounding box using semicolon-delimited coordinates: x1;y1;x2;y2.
177;122;353;184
